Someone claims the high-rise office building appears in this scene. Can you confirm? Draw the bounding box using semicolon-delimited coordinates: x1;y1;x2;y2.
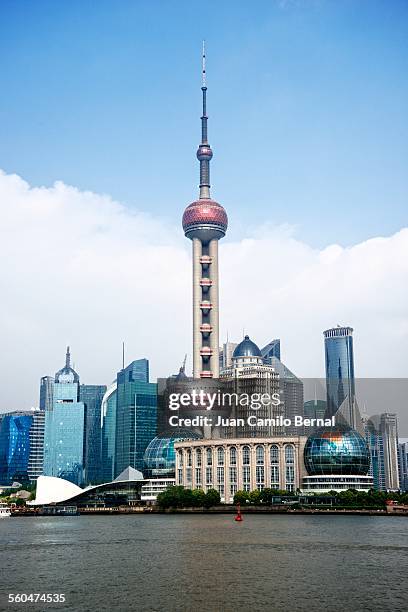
398;441;408;491
80;384;106;484
365;413;400;491
43;347;85;485
219;341;238;372
119;358;149;385
27;408;45;482
323;326;357;428
101;382;117;482
39;376;54;411
269;356;304;436
304;399;327;421
261;339;281;362
182;44;228;379
115;359;157;475
0;411;33;484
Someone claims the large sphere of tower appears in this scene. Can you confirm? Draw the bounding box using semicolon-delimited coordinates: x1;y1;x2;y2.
182;198;228;242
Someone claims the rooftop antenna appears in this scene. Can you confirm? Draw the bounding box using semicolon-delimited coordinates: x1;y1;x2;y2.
181;354;187;374
65;346;71;368
122;341;125;370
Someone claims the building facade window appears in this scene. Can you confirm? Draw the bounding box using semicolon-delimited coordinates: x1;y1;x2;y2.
256;466;265;490
285;444;295;491
187;449;192;467
196;448;202;466
206;448;212;466
285;444;294;463
256;445;265;464
270;444;279;464
229;447;237;465
217;466;224;497
243;465;250;491
242;445;250;465
217;447;225;465
195;467;202;487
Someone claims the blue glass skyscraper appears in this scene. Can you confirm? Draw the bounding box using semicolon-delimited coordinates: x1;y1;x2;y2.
43;347;85;485
80;384;106;484
0;412;33;484
324;326;355;425
115;359;157;476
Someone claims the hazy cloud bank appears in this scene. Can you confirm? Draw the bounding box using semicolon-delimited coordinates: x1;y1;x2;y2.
1;170;407;411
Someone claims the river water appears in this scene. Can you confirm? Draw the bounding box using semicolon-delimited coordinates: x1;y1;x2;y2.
1;514;407;611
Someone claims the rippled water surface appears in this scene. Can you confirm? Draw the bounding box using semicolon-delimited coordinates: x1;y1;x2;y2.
1;514;407;611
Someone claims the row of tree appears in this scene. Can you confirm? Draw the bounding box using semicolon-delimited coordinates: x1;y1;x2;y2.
232;488;408;508
329;488;408;507
157;485;408;509
156;486;221;509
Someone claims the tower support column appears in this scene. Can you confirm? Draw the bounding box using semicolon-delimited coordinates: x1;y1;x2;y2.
209;239;220;378
192;237;202;378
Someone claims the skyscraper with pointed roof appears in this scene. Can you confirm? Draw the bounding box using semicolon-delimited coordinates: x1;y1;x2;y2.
43;347;85;485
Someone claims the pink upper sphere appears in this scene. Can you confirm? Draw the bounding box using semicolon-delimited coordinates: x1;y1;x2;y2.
182;199;228;233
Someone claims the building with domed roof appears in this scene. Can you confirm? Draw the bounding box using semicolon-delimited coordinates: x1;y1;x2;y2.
220;335;281;439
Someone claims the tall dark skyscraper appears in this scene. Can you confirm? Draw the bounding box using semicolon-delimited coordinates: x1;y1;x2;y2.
115;359;157;475
39;376;54;411
80;384;106;484
324;326;356;427
182;44;228;378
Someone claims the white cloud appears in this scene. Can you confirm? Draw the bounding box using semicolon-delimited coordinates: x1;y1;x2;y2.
1;169;407;412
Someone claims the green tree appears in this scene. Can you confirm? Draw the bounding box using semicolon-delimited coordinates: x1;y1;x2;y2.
191;488;206;507
204;488;221;508
233;490;249;505
249;489;261;505
259;488;274;505
157;485;186;509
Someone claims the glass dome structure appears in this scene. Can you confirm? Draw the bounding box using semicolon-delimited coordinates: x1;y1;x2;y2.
233;335;263;359
144;429;202;476
304;426;370;476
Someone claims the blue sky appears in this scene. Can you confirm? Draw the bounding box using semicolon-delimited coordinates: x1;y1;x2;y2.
0;0;407;247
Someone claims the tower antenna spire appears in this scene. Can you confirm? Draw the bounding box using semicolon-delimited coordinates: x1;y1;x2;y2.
202;40;206;88
198;41;212;198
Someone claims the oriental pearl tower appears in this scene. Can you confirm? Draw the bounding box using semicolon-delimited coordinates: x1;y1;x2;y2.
182;44;228;379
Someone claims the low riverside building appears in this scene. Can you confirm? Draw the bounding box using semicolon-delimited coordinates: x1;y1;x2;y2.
174;437;308;503
29;467;175;509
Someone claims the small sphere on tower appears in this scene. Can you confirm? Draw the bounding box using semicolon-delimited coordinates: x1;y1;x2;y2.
196;145;213;161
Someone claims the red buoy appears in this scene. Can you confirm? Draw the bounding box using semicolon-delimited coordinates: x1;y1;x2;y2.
234;502;243;522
